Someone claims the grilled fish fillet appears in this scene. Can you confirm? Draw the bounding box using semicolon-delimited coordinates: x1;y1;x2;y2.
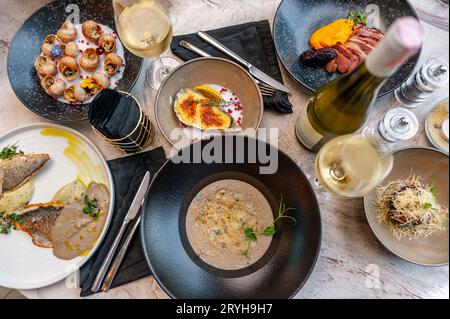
15;202;64;248
0;154;50;197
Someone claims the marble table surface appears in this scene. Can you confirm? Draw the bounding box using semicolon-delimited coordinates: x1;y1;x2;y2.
0;0;448;299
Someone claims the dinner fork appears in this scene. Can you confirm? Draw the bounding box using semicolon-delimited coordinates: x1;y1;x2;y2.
179;40;277;97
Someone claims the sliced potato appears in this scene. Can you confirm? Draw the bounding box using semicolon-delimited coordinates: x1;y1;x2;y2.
52;179;87;206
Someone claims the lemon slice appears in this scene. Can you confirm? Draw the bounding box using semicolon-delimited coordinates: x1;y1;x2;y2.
193;85;222;103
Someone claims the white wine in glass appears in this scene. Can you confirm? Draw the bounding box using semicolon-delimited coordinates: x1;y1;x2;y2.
113;0;180;90
315;133;393;198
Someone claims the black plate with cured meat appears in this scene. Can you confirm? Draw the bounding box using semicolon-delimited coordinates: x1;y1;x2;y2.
273;0;420;96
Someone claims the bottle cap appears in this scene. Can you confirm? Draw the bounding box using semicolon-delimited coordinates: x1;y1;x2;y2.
379;108;419;142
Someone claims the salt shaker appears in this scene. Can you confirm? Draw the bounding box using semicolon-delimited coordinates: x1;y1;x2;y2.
378;108;419;142
395;57;449;107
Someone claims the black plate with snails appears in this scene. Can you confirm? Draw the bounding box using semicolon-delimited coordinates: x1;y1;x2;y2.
7;0;143;122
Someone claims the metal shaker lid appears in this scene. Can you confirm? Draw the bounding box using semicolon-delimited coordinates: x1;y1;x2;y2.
379;108;419;142
420;57;449;90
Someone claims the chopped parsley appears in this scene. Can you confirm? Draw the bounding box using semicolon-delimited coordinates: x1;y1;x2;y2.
83;196;101;220
0;145;24;160
0;213;24;234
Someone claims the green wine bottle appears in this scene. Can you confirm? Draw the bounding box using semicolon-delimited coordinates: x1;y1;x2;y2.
296;17;423;152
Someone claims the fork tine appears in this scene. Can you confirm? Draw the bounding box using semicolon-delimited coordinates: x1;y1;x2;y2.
259;87;275;96
259;86;273;93
259;85;276;94
259;82;276;91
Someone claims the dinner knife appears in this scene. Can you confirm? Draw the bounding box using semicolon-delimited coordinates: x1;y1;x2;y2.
197;31;290;94
91;171;151;293
101;215;142;292
179;40;277;97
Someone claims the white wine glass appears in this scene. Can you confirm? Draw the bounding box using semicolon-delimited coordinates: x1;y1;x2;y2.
113;0;180;90
315;127;394;198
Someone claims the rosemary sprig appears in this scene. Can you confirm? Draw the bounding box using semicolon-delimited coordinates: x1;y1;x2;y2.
194;98;236;109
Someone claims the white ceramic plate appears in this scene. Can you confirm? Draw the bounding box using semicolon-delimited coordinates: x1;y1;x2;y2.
0;123;114;289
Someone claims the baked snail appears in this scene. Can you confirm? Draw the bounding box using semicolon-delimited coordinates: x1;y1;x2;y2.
79;48;100;72
57;21;77;43
82;20;103;43
34;56;57;77
104;53;123;76
64;41;79;58
40;75;66;98
41;34;61;57
64;84;88;103
98;34;117;54
58;56;79;81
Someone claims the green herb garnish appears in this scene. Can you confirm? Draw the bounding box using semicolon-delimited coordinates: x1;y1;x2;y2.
0;215;12;234
243;195;297;255
0;225;11;234
244;228;258;242
429;176;437;199
194;98;236;109
0;144;24;160
9;213;24;225
348;11;367;25
0;213;24;234
423;202;434;209
83;196;100;220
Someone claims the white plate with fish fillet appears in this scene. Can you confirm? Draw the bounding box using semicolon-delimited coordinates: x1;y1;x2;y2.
0;123;114;289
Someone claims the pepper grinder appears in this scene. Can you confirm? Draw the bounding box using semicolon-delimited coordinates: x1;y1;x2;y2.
378;108;419;142
395;57;449;108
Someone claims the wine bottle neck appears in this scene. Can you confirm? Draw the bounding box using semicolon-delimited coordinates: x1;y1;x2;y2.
366;17;423;78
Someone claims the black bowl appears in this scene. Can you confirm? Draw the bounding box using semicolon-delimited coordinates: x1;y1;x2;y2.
273;0;420;97
141;136;322;299
7;0;143;122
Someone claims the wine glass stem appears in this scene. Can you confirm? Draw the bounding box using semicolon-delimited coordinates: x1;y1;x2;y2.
156;57;170;76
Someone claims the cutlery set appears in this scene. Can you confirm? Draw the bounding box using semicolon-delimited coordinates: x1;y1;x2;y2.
90;32;292;292
91;172;151;293
180;31;291;97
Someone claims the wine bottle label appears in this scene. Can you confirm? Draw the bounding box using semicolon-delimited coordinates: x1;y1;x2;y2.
296;108;323;150
366;17;423;78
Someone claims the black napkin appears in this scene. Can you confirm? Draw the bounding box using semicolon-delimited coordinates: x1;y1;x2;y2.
89;89;141;140
171;20;294;114
79;147;167;297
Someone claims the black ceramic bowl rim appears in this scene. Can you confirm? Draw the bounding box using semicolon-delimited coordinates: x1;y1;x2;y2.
140;137;322;299
272;0;422;97
6;0;144;123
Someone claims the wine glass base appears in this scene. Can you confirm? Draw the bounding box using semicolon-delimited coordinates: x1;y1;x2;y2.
146;56;181;91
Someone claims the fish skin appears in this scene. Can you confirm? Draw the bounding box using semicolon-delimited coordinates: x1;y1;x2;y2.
0;154;50;194
15;202;63;248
